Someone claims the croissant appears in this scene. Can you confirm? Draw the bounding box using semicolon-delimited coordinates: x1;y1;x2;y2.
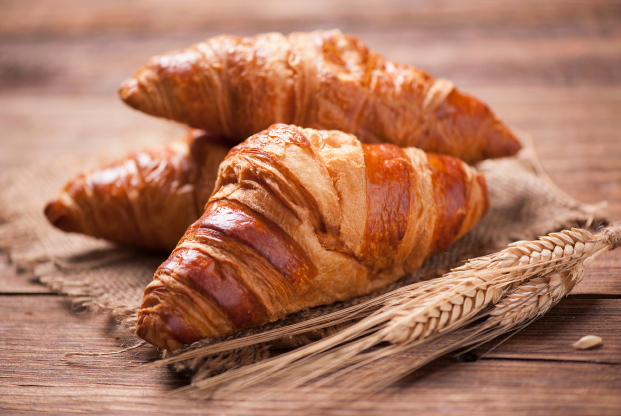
137;124;489;350
119;30;520;165
44;130;230;251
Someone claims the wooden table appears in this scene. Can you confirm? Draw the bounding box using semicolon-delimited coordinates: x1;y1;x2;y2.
1;1;620;414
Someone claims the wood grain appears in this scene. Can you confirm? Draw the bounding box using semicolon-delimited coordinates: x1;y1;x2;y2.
0;297;619;415
3;27;621;95
2;0;619;37
478;298;621;363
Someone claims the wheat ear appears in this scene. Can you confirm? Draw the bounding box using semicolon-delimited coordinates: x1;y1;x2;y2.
346;268;586;396
172;223;619;400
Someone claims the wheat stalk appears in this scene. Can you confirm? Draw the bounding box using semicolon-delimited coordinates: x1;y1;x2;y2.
170;223;619;401
381;227;602;345
322;272;583;398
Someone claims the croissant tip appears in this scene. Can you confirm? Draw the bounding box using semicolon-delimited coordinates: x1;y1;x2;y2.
484;122;523;160
44;198;82;234
137;286;205;351
118;77;141;109
137;310;183;351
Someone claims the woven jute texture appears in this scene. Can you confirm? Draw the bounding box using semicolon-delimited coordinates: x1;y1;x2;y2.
0;136;607;377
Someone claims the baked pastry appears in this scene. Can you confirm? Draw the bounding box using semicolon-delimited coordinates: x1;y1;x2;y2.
119;30;521;164
44;130;230;251
137;124;489;350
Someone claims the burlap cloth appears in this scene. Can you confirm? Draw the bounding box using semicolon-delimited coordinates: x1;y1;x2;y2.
0;134;607;379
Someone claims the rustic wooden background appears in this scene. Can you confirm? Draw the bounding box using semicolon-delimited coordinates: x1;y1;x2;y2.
1;0;620;414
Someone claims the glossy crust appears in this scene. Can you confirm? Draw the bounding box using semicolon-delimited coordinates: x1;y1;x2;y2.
137;124;489;350
119;30;520;165
43;130;231;251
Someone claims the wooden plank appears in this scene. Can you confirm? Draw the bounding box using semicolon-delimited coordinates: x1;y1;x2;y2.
478;299;621;362
1;0;619;38
0;296;620;415
2;361;620;416
3;26;621;96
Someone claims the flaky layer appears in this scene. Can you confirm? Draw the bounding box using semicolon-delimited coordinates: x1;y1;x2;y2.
120;30;520;165
44;130;231;251
137;124;489;350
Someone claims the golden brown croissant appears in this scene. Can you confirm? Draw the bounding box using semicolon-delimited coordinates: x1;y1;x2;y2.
119;30;520;165
44;130;230;251
137;124;489;350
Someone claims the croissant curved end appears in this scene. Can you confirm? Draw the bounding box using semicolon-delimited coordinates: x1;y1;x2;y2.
118;77;142;111
120;51;203;120
136;310;185;351
434;89;522;163
44;197;83;234
483;121;522;160
138;280;208;350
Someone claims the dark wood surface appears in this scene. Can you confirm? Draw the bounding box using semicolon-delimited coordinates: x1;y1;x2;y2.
1;1;620;414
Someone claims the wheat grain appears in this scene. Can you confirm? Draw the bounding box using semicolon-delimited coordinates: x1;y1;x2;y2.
572;335;603;349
